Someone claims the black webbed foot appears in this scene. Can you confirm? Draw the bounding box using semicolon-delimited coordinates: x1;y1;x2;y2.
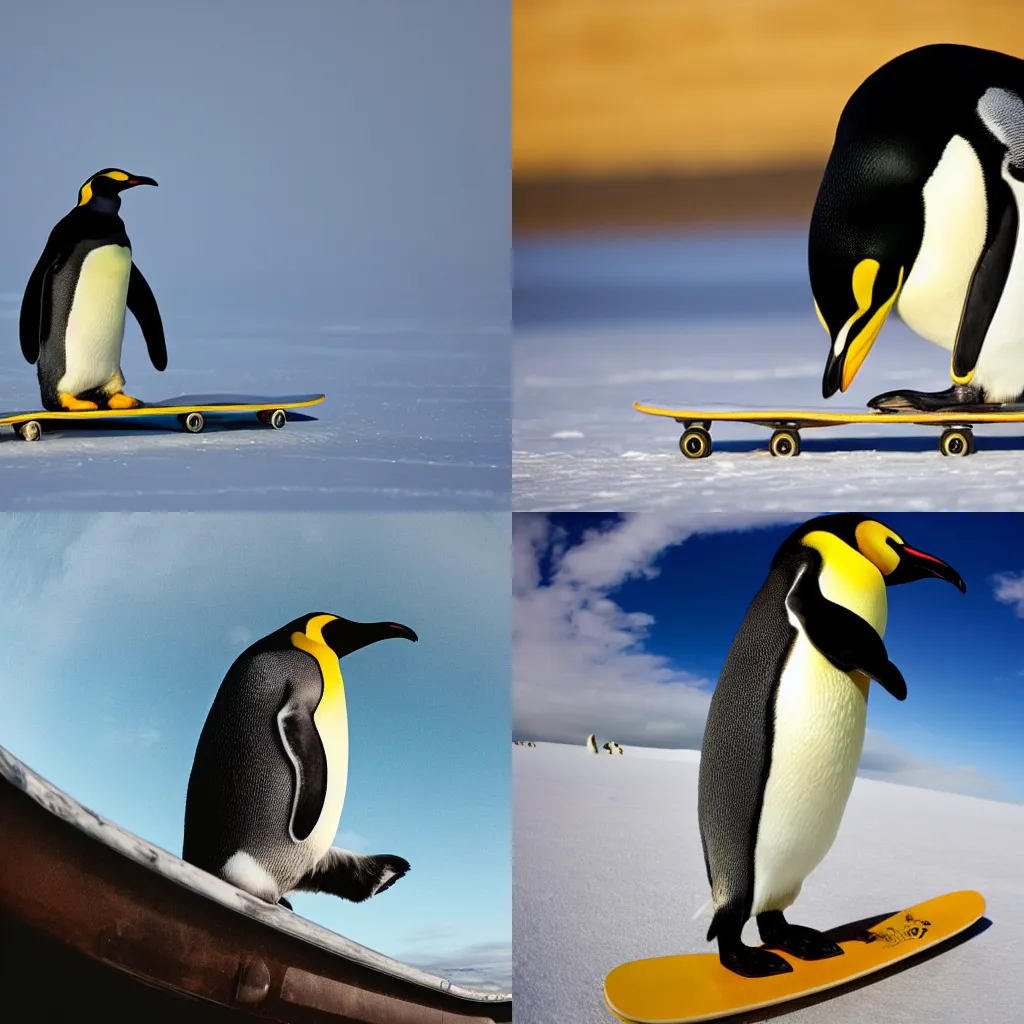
758;910;843;961
718;940;793;978
867;384;991;412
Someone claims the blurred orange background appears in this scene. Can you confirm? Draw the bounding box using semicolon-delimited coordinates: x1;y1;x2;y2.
514;0;1024;232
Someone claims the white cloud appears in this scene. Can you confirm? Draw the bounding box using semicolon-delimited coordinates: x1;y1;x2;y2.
403;941;512;993
513;512;785;748
858;730;1005;800
992;572;1024;617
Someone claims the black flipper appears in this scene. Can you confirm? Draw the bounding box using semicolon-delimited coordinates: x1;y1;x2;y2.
786;559;907;700
276;680;328;842
127;263;167;370
951;191;1016;384
19;250;56;364
295;848;410;903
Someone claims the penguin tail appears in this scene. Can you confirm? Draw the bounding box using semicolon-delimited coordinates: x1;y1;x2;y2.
296;848;411;903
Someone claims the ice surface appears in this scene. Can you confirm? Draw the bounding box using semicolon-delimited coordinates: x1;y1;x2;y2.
513;232;1024;511
514;742;1023;1024
0;318;509;509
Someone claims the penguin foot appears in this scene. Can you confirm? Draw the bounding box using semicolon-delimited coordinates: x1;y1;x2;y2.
718;942;793;978
295;848;411;903
58;393;99;411
757;911;843;961
867;384;992;412
105;392;142;409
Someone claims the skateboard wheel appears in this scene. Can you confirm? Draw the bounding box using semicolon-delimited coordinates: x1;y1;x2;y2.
258;408;287;429
769;429;801;457
680;427;712;459
17;420;42;442
939;428;973;457
180;412;205;433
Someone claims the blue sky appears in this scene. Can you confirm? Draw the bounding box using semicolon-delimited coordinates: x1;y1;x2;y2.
0;0;508;328
514;512;1024;803
0;513;510;976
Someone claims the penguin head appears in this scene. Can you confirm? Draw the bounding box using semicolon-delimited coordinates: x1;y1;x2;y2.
810;213;917;399
286;613;418;659
77;168;158;208
775;513;966;591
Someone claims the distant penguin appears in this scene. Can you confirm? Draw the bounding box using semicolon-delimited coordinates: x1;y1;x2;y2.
699;514;965;977
587;734;599;754
613;743;623;755
810;44;1024;409
184;613;417;907
20;168;166;412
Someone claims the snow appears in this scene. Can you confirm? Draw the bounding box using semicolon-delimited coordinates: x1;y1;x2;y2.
514;742;1024;1024
0;318;509;509
513;231;1024;510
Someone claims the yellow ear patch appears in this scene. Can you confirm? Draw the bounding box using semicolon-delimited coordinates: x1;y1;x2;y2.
855;520;903;575
302;613;339;645
76;170;131;206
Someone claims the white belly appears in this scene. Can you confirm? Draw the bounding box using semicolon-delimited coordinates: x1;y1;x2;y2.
971;165;1024;402
751;637;868;914
896;134;987;352
58;245;131;395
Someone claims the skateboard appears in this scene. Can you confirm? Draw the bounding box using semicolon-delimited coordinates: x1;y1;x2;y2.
604;890;985;1023
634;401;1024;458
0;394;325;441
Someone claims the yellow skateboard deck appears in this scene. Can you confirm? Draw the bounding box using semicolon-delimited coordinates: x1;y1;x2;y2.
0;394;325;441
634;401;1024;457
604;890;985;1023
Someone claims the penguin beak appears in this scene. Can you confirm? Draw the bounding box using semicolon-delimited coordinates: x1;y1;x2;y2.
320;617;418;658
886;542;967;593
125;175;158;188
822;314;887;397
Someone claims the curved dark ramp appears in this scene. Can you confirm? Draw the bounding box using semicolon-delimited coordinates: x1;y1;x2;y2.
0;745;511;1022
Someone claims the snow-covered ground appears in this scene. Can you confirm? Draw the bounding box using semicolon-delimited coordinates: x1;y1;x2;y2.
514;742;1022;1024
0;314;508;509
513;231;1024;511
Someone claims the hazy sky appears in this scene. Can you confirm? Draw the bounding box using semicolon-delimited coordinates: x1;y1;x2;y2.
515;512;1024;803
0;512;510;975
0;0;509;327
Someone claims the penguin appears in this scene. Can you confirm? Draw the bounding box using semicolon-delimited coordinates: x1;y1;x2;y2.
20;168;166;412
183;613;417;908
810;44;1024;410
587;733;599;754
698;514;965;978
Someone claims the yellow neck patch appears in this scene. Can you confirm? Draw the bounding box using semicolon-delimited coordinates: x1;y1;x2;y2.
854;521;903;576
800;530;888;636
841;262;904;390
290;614;347;725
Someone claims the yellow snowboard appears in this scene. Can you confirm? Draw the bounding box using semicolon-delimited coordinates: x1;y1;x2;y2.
604;891;985;1023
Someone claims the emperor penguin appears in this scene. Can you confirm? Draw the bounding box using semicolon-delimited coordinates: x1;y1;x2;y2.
587;733;599;754
183;613;417;908
19;168;166;412
810;44;1024;410
698;514;965;977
